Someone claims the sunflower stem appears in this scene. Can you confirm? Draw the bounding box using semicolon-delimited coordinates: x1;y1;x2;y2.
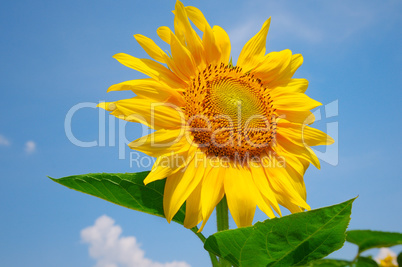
190;227;206;242
216;197;231;267
208;252;220;267
216;197;229;232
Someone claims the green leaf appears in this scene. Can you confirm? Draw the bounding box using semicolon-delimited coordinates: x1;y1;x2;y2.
304;257;379;267
49;172;185;225
354;256;378;267
304;259;351;266
397;252;402;267
204;198;355;267
346;230;402;253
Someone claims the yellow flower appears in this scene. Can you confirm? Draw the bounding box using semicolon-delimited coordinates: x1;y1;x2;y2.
99;1;334;231
376;248;398;267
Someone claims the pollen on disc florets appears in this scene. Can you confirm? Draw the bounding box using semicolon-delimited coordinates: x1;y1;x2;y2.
184;63;277;160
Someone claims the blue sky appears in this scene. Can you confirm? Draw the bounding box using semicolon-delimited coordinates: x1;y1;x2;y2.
0;0;401;266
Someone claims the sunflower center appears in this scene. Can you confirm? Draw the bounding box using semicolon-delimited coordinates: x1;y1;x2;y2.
184;64;276;160
210;78;265;124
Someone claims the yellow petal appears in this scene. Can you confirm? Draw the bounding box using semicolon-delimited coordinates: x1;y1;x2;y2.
148;28;196;83
107;78;185;106
213;26;231;64
253;49;292;84
157;26;173;44
289;54;303;75
277;110;315;124
276;134;321;169
185;6;210;32
268;54;304;87
113;53;186;89
174;1;205;67
243;166;276;219
283;78;309;93
274;93;322;111
134;34;168;63
237;18;271;71
163;157;204;223
250;165;281;216
144;163;176;185
263;157;310;210
277;121;335;147
269;78;309;96
173;12;186;45
272;149;308;201
224;165;257;227
183;180;203;229
169;31;197;80
262;159;305;214
128;128;187;157
199;164;224;231
203;25;220;65
107;78;153;92
144;149;188;186
144;145;196;185
274;147;310;178
98;98;185;130
284;163;307;201
182;5;221;65
276;195;304;213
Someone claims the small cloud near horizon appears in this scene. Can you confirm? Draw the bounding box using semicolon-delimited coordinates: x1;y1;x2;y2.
0;134;11;146
25;141;36;154
81;215;191;267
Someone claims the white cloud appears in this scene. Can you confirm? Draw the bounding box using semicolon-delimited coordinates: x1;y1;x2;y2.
81;215;191;267
271;14;323;43
25;141;36;154
226;0;388;49
228;19;260;49
0;134;10;146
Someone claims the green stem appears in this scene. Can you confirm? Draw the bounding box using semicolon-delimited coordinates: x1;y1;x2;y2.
190;227;220;267
217;197;229;232
352;251;361;264
208;251;220;267
190;227;206;243
216;197;231;267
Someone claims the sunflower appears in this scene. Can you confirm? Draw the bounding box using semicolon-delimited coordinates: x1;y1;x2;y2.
99;1;334;231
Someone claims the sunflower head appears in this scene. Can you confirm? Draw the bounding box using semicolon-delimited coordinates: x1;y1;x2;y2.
185;62;277;160
99;0;334;231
